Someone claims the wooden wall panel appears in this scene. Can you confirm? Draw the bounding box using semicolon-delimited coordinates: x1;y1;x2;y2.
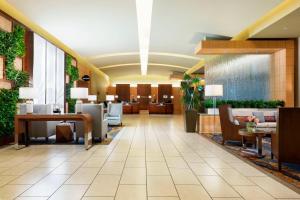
137;84;151;110
158;84;172;102
172;88;182;114
14;57;23;71
116;84;130;101
107;86;116;95
130;87;137;101
151;87;158;103
0;14;12;32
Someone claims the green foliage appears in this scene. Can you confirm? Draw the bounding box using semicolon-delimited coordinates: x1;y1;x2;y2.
0;89;19;136
0;25;28;88
65;55;79;113
66;55;79;82
180;73;204;111
0;25;29;137
204;99;285;109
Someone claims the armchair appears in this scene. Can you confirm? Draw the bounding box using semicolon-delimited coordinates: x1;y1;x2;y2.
219;104;255;145
76;103;108;142
19;104;57;141
105;103;123;126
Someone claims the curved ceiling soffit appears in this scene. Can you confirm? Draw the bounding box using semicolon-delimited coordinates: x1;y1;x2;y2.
98;63;189;70
87;52;201;61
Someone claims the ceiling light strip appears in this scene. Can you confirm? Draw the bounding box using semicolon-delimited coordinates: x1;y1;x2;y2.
135;0;153;75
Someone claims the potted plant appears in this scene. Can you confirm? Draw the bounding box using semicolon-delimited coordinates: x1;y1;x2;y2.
181;73;203;132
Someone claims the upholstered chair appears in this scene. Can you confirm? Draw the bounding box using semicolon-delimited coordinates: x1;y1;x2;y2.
105;103;123;126
219;104;255;145
75;103;108;142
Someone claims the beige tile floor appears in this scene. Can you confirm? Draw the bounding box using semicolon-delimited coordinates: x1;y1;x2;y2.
0;114;300;200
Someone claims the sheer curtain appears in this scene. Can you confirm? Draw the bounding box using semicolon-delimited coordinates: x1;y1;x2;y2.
33;33;65;111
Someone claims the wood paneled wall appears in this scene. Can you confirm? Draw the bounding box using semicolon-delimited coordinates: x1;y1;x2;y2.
196;40;297;106
116;84;130;101
137;84;151;110
158;84;172;102
106;86;183;114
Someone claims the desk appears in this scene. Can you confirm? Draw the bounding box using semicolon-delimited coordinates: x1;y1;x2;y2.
14;114;93;150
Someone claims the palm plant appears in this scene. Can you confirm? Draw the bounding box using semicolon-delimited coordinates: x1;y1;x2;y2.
181;73;203;111
180;73;203;132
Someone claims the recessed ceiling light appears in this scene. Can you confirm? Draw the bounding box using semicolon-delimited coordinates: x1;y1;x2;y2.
135;0;153;76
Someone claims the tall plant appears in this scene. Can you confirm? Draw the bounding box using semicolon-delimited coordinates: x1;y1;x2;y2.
180;73;203;111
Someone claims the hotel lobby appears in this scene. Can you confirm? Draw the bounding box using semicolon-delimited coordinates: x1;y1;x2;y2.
1;0;300;199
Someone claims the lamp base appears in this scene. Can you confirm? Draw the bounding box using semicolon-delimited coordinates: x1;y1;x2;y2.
26;100;33;114
75;100;83;114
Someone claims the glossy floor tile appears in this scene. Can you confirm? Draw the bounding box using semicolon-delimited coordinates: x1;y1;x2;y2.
0;114;299;199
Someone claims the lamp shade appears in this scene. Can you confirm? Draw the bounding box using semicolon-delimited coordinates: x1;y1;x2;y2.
205;85;223;97
19;87;37;99
106;95;115;101
88;95;97;101
70;88;88;99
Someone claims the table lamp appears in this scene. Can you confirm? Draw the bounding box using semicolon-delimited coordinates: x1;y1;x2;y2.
19;87;37;114
106;95;115;103
71;88;88;114
88;95;97;104
205;84;223;134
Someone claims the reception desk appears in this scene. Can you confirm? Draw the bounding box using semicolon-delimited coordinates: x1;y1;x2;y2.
123;103;139;114
199;114;221;134
149;103;173;114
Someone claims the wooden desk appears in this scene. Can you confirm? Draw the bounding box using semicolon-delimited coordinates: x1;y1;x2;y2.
14;114;93;150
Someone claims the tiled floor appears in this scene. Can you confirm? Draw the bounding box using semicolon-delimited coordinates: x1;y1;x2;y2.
0;114;300;200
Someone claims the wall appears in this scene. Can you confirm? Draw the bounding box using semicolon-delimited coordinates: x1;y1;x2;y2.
298;37;300;107
106;85;182;114
205;54;272;100
90;72;110;102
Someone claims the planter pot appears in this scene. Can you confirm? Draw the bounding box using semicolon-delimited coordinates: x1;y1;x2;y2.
184;110;198;132
0;135;14;146
207;108;219;115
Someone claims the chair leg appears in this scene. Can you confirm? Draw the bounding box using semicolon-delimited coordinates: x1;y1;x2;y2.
76;137;79;143
45;137;49;143
278;161;282;171
221;139;225;145
271;152;274;159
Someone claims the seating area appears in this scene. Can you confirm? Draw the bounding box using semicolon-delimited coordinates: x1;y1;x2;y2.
1;1;300;199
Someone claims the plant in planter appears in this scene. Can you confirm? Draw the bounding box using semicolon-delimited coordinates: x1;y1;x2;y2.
181;73;203;132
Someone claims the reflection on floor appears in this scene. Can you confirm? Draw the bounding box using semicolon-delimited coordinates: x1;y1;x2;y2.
0;114;299;200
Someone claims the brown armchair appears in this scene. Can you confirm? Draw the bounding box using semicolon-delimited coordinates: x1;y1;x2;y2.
219;104;255;145
271;108;300;171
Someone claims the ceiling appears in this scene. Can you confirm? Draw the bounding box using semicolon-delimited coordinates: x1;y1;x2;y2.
7;0;283;84
252;7;300;38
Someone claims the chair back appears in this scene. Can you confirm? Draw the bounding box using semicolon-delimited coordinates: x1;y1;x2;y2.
277;107;300;163
19;104;53;114
108;103;123;117
81;103;105;137
219;104;233;134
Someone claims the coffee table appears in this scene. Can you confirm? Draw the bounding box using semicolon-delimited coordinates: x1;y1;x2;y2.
238;128;268;158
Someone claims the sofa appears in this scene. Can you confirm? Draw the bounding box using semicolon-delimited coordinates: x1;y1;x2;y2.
19;104;58;141
75;103;108;142
230;108;277;129
105;103;123;126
